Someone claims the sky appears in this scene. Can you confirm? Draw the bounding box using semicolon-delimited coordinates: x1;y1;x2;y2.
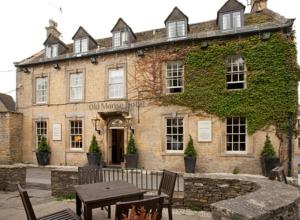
0;0;299;100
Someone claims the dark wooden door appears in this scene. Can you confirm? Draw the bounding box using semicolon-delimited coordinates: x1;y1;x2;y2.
111;129;124;164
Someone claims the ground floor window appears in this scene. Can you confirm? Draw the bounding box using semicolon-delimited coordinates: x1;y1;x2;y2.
166;118;184;152
35;121;47;148
226;117;246;153
70;120;83;149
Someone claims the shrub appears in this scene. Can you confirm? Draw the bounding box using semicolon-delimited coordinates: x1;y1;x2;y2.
89;135;100;153
127;133;137;154
261;135;276;158
184;135;197;157
37;136;50;153
233;167;240;174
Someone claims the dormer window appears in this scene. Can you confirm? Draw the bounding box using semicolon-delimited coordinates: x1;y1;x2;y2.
74;38;88;53
222;11;242;31
167;20;187;38
45;44;58;58
113;31;128;48
111;18;136;49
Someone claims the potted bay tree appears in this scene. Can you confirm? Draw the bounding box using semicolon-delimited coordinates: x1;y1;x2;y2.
87;135;101;166
36;136;51;166
125;133;138;168
184;135;197;173
260;135;280;177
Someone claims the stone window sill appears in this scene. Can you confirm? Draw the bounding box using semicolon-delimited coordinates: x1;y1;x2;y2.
162;153;184;156
220;153;254;158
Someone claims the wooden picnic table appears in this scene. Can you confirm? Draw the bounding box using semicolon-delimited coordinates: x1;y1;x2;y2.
74;181;145;220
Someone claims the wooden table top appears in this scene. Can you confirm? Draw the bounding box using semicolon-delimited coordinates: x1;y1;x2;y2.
74;181;144;204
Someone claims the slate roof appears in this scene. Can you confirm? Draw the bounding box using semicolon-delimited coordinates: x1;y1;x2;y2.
111;18;136;39
43;34;68;49
218;0;245;14
15;9;293;67
0;93;15;112
72;26;98;45
165;7;189;24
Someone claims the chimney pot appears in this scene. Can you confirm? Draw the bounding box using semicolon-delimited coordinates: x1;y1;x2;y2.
46;19;61;38
251;0;268;13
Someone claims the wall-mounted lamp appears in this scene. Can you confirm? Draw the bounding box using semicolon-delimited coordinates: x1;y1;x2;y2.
22;67;30;73
137;49;144;57
125;114;134;133
92;118;102;135
261;32;271;41
53;63;60;70
90;57;98;64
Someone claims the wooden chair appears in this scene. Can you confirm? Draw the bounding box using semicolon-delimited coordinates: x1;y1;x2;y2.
115;196;164;220
269;166;288;184
17;184;80;220
157;170;178;220
78;166;111;218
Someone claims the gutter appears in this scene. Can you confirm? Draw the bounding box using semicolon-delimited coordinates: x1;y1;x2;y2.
14;20;294;68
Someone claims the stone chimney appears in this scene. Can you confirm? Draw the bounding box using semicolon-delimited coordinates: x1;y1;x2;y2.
251;0;268;13
45;19;61;38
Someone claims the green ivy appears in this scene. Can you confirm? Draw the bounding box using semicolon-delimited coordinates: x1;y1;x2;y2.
164;34;300;134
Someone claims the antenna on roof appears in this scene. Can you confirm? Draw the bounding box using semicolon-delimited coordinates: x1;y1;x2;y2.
48;1;64;40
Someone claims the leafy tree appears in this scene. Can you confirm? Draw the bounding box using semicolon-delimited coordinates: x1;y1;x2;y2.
38;136;50;153
89;135;100;153
260;135;276;158
184;135;197;157
127;133;137;154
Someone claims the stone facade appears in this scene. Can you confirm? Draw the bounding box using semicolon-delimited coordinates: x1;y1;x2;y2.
51;168;78;197
0;165;26;191
0;112;23;164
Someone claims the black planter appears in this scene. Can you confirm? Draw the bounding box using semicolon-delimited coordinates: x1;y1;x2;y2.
260;157;280;177
87;152;101;166
36;152;51;166
125;154;138;168
184;156;196;173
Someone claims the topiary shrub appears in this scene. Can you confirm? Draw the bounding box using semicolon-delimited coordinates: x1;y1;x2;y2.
89;135;100;153
37;136;50;153
127;133;137;154
184;135;197;157
261;135;276;159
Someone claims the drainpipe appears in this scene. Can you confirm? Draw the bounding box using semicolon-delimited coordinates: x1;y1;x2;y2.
288;112;293;177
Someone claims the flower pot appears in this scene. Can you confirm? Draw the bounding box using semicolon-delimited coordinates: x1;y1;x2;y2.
125;154;138;168
184;156;196;173
260;157;280;177
36;152;51;166
87;152;101;166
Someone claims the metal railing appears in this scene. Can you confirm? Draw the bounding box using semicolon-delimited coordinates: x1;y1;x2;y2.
101;168;183;192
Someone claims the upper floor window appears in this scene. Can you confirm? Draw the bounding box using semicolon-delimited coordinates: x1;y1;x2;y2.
36;77;48;104
74;38;88;53
166;117;184;152
167;20;187;38
70;73;83;101
226;117;246;153
108;68;125;99
222;12;242;31
45;44;58;58
166;62;184;94
112;31;128;48
226;56;245;90
35;121;47;148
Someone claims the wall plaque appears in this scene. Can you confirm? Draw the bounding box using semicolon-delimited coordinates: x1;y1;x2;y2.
198;120;212;142
52;123;62;141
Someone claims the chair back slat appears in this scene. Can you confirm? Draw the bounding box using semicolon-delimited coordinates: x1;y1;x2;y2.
78;166;103;185
17;184;37;220
158;170;178;202
269;166;288;184
115;196;164;220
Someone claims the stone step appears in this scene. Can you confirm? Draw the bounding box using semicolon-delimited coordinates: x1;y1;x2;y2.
26;182;51;190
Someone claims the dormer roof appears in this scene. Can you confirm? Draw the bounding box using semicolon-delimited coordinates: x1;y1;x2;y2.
111;18;136;39
72;26;98;45
217;0;245;23
43;34;68;49
165;7;189;24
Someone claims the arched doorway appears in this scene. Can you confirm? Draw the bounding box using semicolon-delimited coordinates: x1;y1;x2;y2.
107;118;126;165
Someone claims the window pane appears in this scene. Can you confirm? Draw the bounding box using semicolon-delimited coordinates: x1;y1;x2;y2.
121;32;128;45
70;120;83;149
108;69;124;98
70;73;83;100
36;121;47;148
45;46;51;58
36;77;48;104
177;20;186;37
113;32;121;47
222;14;231;30
52;44;58;57
165;118;183;152
75;40;81;53
226;117;246;152
233;12;241;28
81;38;88;52
168;22;176;38
166;62;184;94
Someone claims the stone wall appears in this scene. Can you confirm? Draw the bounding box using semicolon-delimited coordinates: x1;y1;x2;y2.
0;165;26;191
51;168;78;197
0;112;23;164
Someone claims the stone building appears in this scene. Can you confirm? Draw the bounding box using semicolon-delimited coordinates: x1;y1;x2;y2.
14;0;298;173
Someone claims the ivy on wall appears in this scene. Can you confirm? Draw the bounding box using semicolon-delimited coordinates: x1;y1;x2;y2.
164;33;300;134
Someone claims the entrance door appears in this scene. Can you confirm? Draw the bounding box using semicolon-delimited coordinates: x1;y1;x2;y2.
111;129;124;164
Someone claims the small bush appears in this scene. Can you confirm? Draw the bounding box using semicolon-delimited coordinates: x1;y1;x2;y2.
233;167;240;174
184;135;197;157
127;133;137;154
261;135;276;159
37;136;50;153
89;135;100;153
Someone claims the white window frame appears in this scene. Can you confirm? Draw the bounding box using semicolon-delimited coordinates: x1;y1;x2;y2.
165;117;184;153
166;62;184;94
226;117;247;154
167;20;187;39
108;68;125;99
45;44;58;58
113;31;129;48
69;120;83;150
36;77;48;104
69;72;84;101
35;121;47;148
74;38;88;53
226;56;246;90
222;11;242;31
